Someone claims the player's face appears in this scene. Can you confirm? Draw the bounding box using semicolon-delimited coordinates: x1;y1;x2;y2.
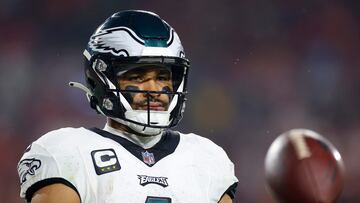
118;66;173;111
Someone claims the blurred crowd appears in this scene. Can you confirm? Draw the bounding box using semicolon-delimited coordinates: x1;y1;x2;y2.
1;0;359;202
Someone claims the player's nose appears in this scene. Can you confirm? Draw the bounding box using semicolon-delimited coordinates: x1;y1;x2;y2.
142;79;161;97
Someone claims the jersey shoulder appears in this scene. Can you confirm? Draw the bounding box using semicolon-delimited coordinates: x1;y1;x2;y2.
178;132;229;159
35;127;93;147
17;127;95;200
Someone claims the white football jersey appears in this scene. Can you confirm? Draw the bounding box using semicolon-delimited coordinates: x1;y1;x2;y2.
17;127;238;203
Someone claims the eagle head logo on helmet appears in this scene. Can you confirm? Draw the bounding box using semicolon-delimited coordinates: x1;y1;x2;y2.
83;10;190;136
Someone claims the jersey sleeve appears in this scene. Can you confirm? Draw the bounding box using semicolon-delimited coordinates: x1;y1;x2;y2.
17;129;87;202
18;142;60;200
183;133;238;202
189;133;238;202
209;147;238;202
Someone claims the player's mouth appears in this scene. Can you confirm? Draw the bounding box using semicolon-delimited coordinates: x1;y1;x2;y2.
141;102;166;111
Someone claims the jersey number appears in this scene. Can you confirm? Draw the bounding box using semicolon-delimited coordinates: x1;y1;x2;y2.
145;196;171;203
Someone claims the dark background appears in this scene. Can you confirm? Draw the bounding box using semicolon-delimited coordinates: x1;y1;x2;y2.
1;0;360;202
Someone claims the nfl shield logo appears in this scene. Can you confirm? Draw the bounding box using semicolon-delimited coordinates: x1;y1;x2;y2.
141;151;156;165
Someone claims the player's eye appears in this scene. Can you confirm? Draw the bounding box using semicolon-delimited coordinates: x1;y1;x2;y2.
157;69;171;81
157;74;170;81
127;74;143;82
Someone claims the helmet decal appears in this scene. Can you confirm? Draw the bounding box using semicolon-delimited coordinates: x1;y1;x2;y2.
89;27;142;56
89;27;176;57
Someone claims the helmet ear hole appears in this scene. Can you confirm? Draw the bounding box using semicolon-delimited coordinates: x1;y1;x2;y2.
90;96;98;111
87;78;96;90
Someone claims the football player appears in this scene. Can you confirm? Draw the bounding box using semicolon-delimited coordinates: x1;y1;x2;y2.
17;10;238;203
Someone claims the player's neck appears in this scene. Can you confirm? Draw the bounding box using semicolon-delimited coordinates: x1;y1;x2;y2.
104;119;163;149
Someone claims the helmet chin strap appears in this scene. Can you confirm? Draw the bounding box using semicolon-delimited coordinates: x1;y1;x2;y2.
110;116;165;136
127;110;170;135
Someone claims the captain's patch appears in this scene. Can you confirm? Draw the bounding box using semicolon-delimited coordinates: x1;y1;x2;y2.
91;149;121;175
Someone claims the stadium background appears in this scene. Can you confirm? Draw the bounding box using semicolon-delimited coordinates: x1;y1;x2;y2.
1;0;360;202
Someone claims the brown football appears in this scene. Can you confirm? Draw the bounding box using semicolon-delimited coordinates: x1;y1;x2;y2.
264;129;345;203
